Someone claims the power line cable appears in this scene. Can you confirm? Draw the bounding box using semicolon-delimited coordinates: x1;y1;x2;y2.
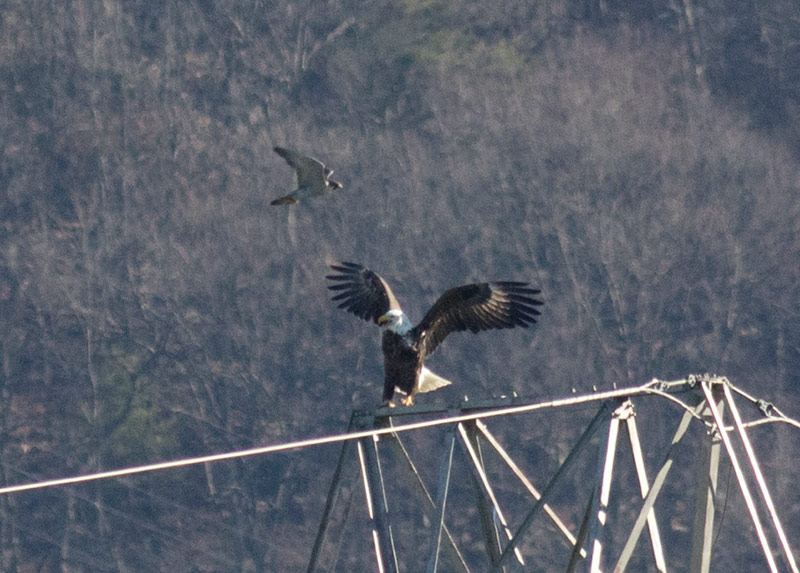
1;378;796;497
0;384;653;495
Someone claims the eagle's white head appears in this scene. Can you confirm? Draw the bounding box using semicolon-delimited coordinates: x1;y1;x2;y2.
377;309;412;334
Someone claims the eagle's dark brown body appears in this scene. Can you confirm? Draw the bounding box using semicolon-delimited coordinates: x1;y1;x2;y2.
381;330;420;402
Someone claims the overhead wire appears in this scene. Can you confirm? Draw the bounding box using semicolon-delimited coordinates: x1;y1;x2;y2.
1;377;797;498
0;384;654;496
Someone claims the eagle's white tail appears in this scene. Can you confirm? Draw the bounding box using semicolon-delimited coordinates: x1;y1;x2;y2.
417;367;453;393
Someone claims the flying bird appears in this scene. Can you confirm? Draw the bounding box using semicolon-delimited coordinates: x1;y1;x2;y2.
271;147;343;205
326;262;543;407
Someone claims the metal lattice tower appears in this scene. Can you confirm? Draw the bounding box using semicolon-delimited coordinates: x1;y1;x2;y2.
307;375;798;572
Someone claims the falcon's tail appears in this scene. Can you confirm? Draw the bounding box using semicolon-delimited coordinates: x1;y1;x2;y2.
418;367;453;393
271;195;299;205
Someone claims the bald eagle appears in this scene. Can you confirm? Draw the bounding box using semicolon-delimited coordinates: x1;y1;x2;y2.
271;147;343;205
326;262;543;407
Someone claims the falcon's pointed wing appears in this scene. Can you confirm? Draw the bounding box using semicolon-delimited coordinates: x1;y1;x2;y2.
414;282;543;357
326;262;402;324
274;147;328;188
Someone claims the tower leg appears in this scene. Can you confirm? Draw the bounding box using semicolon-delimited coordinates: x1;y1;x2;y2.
585;400;624;571
358;435;399;573
307;439;351;572
689;387;723;573
426;428;456;573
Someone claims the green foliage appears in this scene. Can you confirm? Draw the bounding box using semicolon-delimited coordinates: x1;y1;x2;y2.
82;357;135;432
107;405;179;466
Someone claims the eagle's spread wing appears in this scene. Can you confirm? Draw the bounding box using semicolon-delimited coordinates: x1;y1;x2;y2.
414;282;543;357
326;262;402;324
274;147;328;188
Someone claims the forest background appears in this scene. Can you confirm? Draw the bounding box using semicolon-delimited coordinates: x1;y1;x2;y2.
2;0;800;570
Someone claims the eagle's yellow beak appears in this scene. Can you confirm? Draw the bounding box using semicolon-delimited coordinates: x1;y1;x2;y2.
377;314;391;326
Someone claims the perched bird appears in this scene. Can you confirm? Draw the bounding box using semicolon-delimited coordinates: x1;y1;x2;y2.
271;147;343;205
326;262;543;407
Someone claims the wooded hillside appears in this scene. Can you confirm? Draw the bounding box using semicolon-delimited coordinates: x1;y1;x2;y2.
1;1;799;570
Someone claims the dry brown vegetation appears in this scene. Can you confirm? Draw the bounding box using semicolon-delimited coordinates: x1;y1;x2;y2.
1;0;799;570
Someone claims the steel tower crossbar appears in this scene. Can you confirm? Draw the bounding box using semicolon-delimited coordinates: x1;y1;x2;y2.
306;375;797;572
